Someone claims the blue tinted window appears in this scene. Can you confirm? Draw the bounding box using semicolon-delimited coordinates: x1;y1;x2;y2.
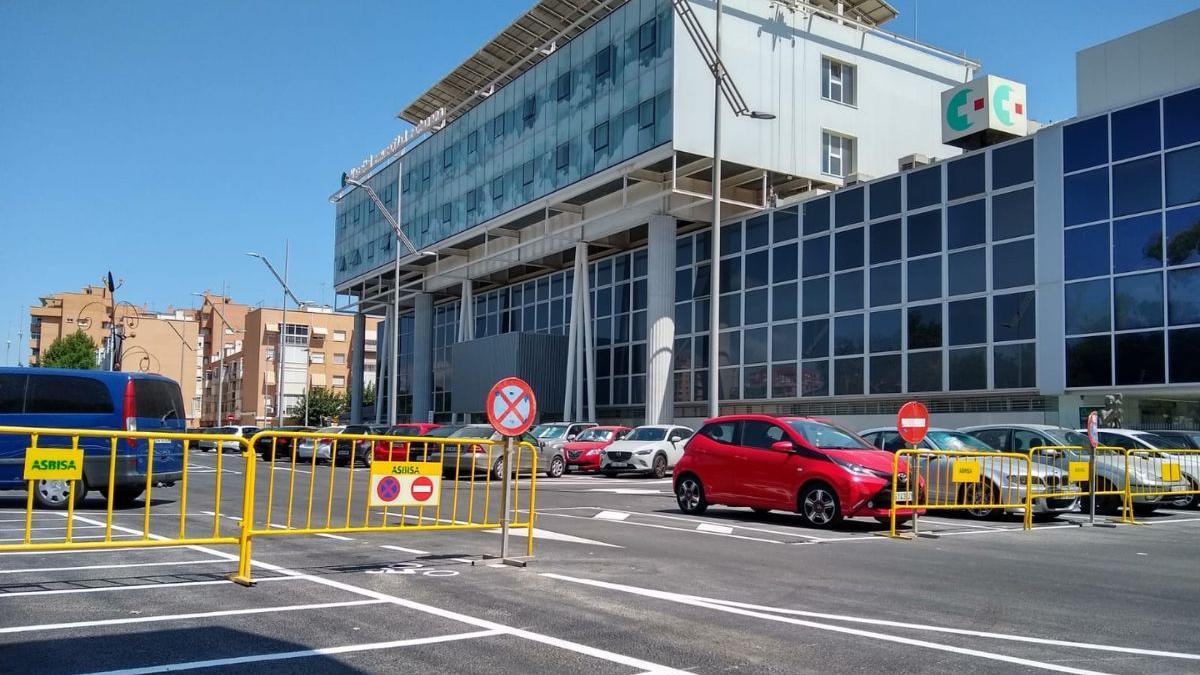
1064;223;1109;280
804;198;830;234
869;309;901;352
907;210;942;257
722;222;742;255
870;354;902;394
907;257;941;301
803;277;829;316
870;264;901;307
1067;336;1112;387
773;283;798;321
908;350;942;392
802;319;829;358
948;199;985;249
869;219;901;264
1064;115;1109;172
993;239;1035;289
1114;272;1164;330
1166;146;1200;207
834;270;864;311
835;228;864;270
1116;331;1164;385
773;243;798;282
773;322;797;362
949;348;987;391
773;208;799;242
948;249;986;295
993;291;1036;341
870;177;901;219
1168;267;1200;326
1064;168;1109;226
1170;328;1200;383
744;327;768;363
745;288;768;325
746;215;769;249
835;187;865;227
801;360;829;396
834;358;864;395
719;255;741;293
1065;279;1111;335
745;250;769;288
1164;87;1200;149
1166;205;1200;266
992;188;1035;241
947;153;985;200
907;166;942;209
994;343;1036;389
949;298;987;345
908;304;942;349
992;139;1034;189
1111;100;1160;161
833;315;864;356
803;236;830;277
1112;213;1163;273
1112;156;1162;217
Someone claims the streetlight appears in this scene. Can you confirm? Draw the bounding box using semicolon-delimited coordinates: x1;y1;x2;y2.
246;249;302;427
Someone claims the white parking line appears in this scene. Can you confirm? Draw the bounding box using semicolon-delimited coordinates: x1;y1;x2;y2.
79;630;506;675
541;574;1112;675
594;510;630;521
381;544;430;555
538;511;789;544
696;523;733;534
0;559;226;575
0;599;387;634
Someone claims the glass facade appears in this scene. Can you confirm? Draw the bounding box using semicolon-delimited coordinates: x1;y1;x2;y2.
1062;86;1200;388
335;0;673;286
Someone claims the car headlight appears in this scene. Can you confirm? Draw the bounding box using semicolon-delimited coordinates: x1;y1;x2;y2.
1005;474;1044;487
831;456;889;479
635;449;653;455
586;449;600;456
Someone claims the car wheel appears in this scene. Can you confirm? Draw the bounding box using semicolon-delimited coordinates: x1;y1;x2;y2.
651;454;668;479
1171;491;1198;510
546;456;565;479
798;483;842;528
102;486;145;508
358;452;373;468
491;457;506;481
675;475;707;515
961;483;999;520
1132;502;1159;516
33;478;87;510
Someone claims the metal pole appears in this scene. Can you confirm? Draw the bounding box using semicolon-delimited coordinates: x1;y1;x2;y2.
390;256;400;425
1088;435;1097;526
216;283;226;427
500;435;513;559
277;242;289;426
707;0;723;420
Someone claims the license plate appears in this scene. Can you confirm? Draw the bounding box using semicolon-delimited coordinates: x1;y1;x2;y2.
609;463;628;468
894;491;913;502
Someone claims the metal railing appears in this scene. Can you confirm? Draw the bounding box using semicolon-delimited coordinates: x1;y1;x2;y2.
889;449;1036;537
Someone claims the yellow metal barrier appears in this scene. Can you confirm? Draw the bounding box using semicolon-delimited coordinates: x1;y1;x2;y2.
236;430;539;583
890;449;1036;537
1123;448;1200;522
1028;445;1131;522
0;425;249;554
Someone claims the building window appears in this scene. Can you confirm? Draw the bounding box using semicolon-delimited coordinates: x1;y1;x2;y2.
523;95;536;122
311;351;324;364
492;175;504;201
821;57;856;106
638;18;656;54
441;202;451;223
593;121;609;152
822;131;856;178
522;160;535;186
332;330;346;342
442;146;453;169
492;112;505;139
466;130;478;154
466;187;479;212
556;71;572;101
639;99;655;129
556;142;570;172
332;375;346;388
594;45;613;82
333;353;346;365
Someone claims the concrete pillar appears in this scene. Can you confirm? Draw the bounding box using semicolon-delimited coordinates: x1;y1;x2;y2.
645;215;677;424
457;280;474;342
412;292;434;423
350;310;366;424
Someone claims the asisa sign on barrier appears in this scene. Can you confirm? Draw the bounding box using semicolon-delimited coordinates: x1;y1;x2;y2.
369;461;442;508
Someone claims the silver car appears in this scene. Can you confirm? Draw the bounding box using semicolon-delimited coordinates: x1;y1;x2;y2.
531;422;596;470
294;426;345;463
860;427;1078;519
1086;429;1200;510
961;424;1189;515
432;425;563;479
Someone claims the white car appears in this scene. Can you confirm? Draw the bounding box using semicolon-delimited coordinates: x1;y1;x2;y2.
1083;428;1200;509
294;426;346;462
197;426;260;453
600;425;694;478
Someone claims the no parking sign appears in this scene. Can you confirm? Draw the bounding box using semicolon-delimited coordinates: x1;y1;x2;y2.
369;461;441;507
487;377;537;437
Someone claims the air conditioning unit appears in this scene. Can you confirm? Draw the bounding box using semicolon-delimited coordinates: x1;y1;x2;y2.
843;172;872;186
898;153;932;171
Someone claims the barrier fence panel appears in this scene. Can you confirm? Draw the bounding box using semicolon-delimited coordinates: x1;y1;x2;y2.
889;449;1036;537
1124;449;1200;522
238;430;538;583
1028;445;1131;522
0;425;248;553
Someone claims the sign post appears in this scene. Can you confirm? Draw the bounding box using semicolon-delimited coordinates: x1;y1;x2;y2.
485;377;537;565
896;401;930;538
1082;410;1115;528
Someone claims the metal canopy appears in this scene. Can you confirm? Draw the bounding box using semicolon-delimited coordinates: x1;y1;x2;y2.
809;0;897;26
398;0;621;125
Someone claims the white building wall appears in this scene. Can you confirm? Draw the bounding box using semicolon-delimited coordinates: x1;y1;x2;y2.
672;0;975;182
1076;9;1200;116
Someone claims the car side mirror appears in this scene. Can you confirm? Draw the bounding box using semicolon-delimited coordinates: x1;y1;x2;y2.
567;434;577;441
771;440;795;453
669;434;683;444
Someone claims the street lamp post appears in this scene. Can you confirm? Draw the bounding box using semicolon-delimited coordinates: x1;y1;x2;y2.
247;248;307;427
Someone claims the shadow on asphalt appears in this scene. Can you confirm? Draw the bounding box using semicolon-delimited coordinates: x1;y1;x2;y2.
0;570;237;595
0;496;176;511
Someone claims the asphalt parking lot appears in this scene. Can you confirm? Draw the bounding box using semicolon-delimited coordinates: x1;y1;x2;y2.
2;451;1199;674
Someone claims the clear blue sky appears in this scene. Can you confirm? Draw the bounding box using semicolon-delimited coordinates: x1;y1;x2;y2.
2;0;1198;365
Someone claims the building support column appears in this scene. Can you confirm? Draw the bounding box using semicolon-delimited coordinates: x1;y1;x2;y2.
457;280;474;343
645;215;677;425
563;258;580;420
412;292;434;423
580;248;596;423
350;310;366;424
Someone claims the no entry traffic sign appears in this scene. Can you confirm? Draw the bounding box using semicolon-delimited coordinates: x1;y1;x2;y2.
487;377;537;437
369;461;442;507
896;400;930;445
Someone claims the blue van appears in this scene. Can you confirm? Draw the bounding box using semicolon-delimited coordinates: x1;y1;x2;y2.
0;368;186;509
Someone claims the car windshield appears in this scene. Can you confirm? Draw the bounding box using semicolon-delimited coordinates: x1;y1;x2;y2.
625;428;667;442
927;431;994;452
422;426;463;438
1043;429;1089;448
1132;432;1176;449
389;426;422;436
576;429;614;442
318;426;342;434
452;427;496;439
786;420;876;450
533;425;568;439
217;426;237;434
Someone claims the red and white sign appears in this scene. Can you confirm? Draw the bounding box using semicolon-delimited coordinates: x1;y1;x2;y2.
896;401;930;445
486;377;537;437
1086;410;1100;448
411;475;435;503
368;462;441;508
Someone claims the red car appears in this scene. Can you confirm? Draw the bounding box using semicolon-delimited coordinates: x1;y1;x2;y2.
673;414;917;528
374;423;442;462
563;426;632;472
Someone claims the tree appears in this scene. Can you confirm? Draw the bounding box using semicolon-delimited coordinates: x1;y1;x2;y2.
287;386;347;426
362;381;376;407
39;331;98;369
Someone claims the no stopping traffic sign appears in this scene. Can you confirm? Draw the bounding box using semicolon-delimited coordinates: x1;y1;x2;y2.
487;377;537;437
